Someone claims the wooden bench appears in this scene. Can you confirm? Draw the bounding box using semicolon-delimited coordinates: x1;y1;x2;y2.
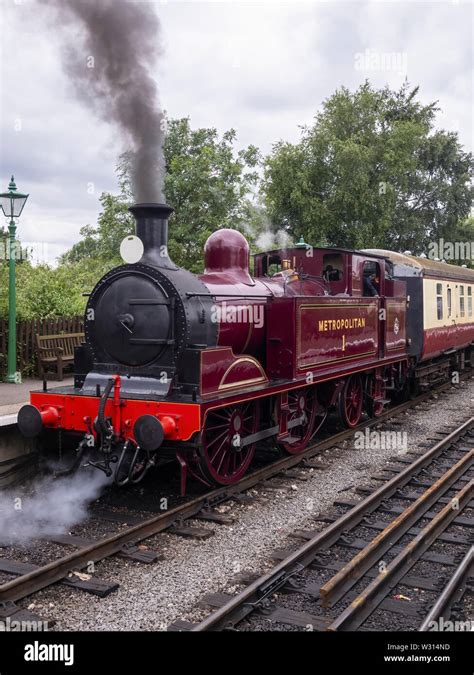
36;332;84;381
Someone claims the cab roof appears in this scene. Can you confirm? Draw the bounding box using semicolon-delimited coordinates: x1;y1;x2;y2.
254;246;388;260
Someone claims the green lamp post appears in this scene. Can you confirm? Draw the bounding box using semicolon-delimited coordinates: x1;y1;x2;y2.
0;176;29;383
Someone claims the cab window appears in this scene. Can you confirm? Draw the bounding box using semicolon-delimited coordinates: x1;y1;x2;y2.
362;261;380;297
322;253;343;282
262;254;282;276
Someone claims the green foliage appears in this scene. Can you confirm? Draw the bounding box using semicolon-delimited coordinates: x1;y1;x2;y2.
450;216;474;268
264;81;474;254
164;119;261;271
0;262;80;320
61;118;262;273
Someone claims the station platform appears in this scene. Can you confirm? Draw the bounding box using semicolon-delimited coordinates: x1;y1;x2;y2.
0;377;74;424
0;379;75;486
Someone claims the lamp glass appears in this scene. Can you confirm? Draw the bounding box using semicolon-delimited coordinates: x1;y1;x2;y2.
11;194;28;218
0;192;29;219
0;196;12;218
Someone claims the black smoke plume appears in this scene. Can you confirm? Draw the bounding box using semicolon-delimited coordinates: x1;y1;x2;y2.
40;0;165;202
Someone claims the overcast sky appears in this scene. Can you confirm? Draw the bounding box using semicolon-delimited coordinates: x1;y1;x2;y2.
0;0;472;264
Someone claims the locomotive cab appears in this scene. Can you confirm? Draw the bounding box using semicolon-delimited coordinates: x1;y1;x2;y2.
253;247;401;299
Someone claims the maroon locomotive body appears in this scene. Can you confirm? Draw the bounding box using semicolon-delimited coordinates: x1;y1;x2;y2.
17;204;474;490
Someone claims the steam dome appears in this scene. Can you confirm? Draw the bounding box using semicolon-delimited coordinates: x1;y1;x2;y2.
204;228;253;284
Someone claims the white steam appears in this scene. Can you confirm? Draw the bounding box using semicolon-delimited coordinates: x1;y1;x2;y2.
0;470;110;546
240;207;293;252
256;228;292;251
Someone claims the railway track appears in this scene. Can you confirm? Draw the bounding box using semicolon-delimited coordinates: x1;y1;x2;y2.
178;416;473;632
0;378;471;628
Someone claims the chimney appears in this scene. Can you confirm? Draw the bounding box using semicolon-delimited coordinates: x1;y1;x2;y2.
129;203;176;269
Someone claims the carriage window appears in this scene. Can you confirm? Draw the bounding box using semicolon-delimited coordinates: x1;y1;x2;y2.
447;287;452;317
436;283;443;320
468;287;472;317
322;254;344;282
459;286;465;318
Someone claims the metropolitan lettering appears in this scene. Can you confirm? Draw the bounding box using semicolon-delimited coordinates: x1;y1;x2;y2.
318;317;366;331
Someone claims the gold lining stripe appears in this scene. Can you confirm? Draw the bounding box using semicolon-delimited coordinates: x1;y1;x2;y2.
298;350;376;370
299;303;373;309
201;355;268;395
202;357;408;412
218;357;267;391
218;376;267;391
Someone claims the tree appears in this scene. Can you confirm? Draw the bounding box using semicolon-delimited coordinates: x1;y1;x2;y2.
264;82;473;255
62;118;261;273
447;216;474;268
164;120;261;270
0;261;89;320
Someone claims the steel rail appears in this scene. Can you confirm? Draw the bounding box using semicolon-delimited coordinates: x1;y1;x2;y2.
418;545;474;631
328;478;473;631
191;416;474;631
0;385;470;606
320;448;474;607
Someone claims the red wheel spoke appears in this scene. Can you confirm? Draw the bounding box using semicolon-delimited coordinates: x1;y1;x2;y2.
201;402;259;485
341;376;362;428
206;421;232;431
206;428;230;448
217;447;232;475
210;436;228;464
212;412;232;423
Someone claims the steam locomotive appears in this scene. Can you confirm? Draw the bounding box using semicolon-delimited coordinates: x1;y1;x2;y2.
17;204;474;491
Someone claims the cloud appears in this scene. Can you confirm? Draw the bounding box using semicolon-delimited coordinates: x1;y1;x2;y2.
1;0;472;264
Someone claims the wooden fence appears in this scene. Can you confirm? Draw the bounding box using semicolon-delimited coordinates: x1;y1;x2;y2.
0;316;84;377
